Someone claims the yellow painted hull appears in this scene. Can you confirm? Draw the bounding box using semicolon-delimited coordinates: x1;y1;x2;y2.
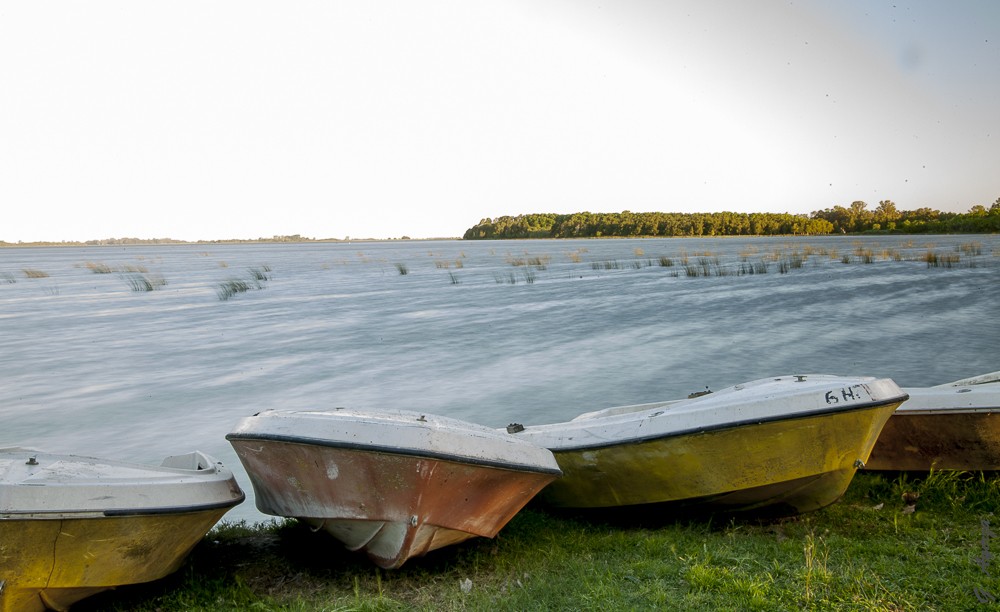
0;508;229;612
541;401;901;514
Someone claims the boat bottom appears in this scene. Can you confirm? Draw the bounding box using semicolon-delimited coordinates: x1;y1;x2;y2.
664;467;856;517
305;517;477;569
0;509;229;612
551;468;858;523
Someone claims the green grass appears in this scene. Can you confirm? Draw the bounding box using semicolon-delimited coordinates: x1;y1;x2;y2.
74;472;1000;611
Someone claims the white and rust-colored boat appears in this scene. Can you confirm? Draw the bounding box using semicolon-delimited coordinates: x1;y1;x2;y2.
0;448;244;612
226;408;561;569
866;371;1000;471
509;375;908;516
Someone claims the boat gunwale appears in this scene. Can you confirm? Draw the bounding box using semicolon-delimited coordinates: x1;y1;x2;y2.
890;406;999;416
0;494;246;520
225;432;564;476
526;394;908;453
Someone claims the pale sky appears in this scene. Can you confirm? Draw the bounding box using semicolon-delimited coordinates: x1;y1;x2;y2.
2;1;998;241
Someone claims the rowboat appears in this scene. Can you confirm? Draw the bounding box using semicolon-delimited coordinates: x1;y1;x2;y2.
226;408;561;569
0;448;244;612
508;375;908;516
866;371;1000;471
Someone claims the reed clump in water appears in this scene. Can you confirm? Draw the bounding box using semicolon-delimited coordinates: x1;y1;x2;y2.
22;268;49;278
854;247;875;264
122;273;167;292
959;241;983;256
777;254;805;274
85;261;114;274
216;266;272;300
592;259;646;270
924;251;962;268
507;255;550;269
738;258;769;275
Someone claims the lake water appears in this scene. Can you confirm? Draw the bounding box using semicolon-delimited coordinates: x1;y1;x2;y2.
2;235;998;522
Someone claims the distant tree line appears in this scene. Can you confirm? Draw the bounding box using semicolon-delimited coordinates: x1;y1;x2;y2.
463;199;1000;239
810;199;1000;234
1;235;323;247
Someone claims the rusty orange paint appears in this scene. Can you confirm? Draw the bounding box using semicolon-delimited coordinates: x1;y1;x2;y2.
231;440;558;568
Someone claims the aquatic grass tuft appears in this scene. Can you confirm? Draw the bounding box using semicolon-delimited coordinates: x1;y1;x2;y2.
216;266;272;300
507;255;549;269
395;263;409;275
247;265;272;282
738;259;769;275
1;272;15;284
924;251;962;268
122;273;167;292
494;272;519;285
216;279;259;300
959;241;983;256
86;261;114;274
854;248;875;264
22;268;49;278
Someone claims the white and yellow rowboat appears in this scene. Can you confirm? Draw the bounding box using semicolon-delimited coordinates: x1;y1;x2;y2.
0;449;244;612
509;375;908;516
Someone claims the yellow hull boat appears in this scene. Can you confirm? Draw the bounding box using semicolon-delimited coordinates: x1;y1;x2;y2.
0;449;244;612
510;375;907;516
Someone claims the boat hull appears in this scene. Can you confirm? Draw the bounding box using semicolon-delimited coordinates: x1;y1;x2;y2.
228;408;561;568
0;509;231;612
866;376;1000;471
541;402;898;514
867;411;1000;471
512;375;907;516
0;449;244;612
231;440;557;569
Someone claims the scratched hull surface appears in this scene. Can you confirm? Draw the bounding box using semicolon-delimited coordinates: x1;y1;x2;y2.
513;375;907;515
867;373;1000;471
227;408;560;568
0;449;244;612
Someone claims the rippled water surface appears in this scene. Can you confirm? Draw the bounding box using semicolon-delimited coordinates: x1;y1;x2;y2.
2;235;998;521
